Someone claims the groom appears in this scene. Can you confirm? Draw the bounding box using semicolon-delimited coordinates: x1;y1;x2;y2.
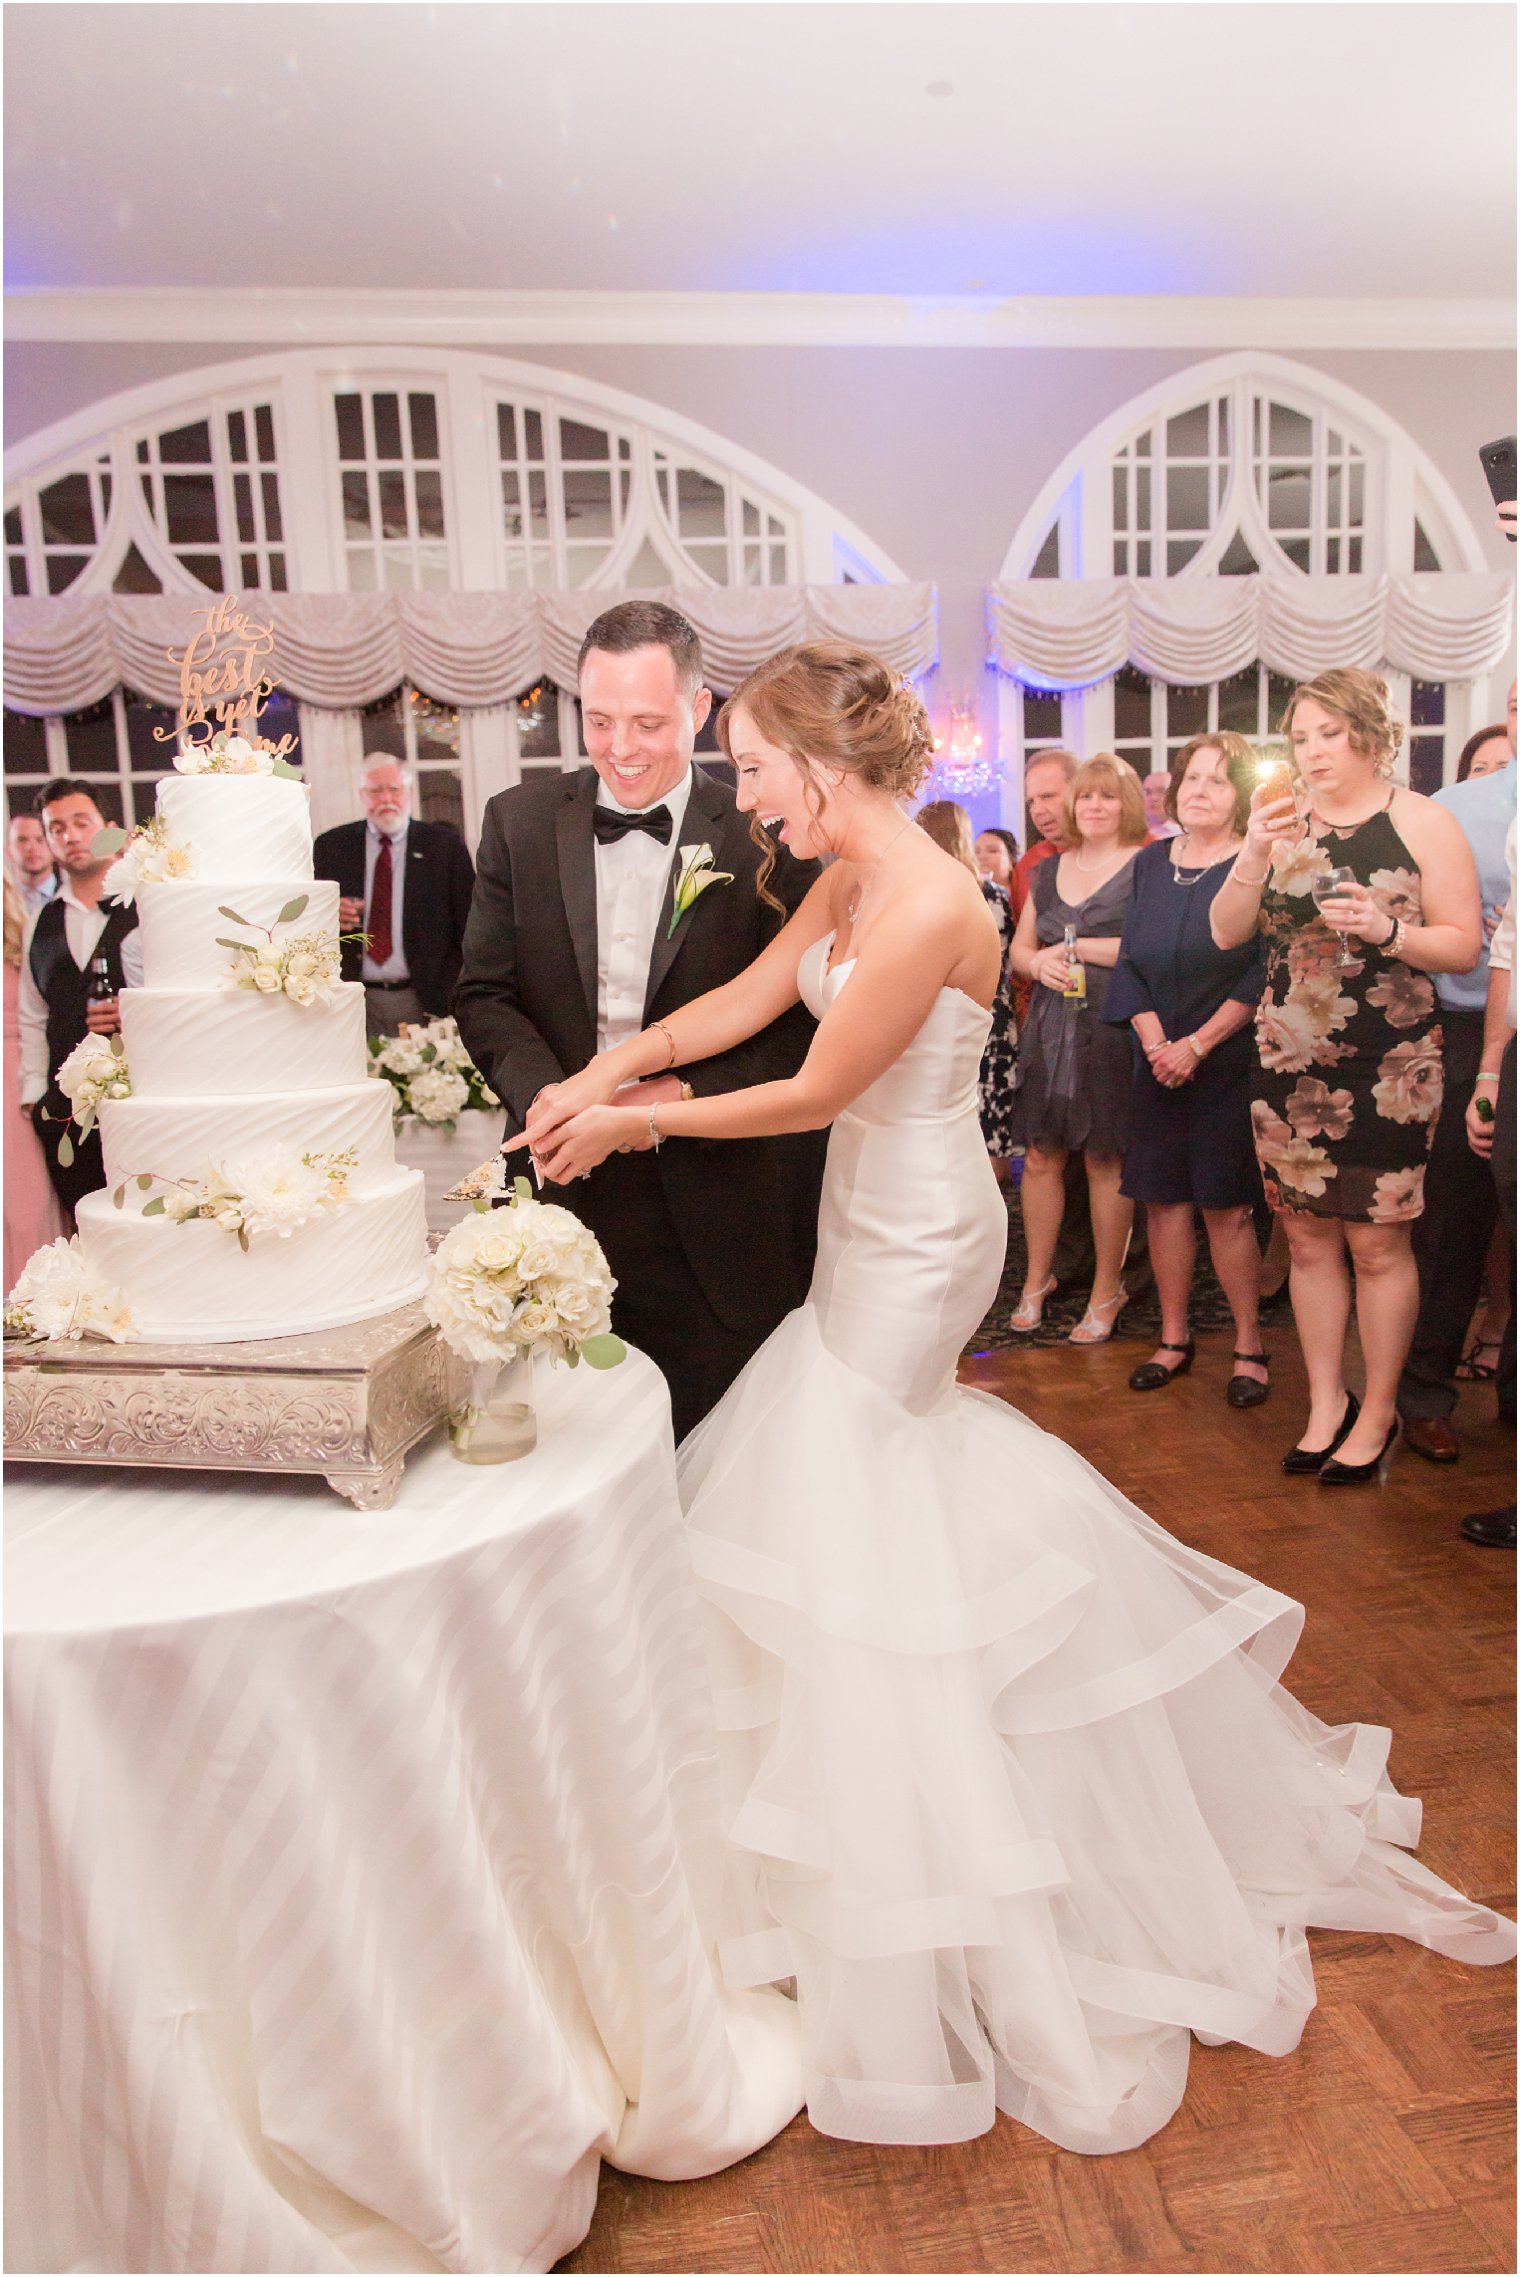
453;601;825;1439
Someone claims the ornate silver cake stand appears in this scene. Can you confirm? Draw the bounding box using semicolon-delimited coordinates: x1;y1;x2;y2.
3;1300;464;1511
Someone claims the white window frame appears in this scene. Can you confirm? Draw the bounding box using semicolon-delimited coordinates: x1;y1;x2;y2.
996;353;1495;817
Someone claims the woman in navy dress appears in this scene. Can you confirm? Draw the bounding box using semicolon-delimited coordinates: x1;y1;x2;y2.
1106;735;1269;1403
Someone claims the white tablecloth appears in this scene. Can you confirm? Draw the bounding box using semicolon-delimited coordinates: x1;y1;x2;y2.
4;1350;802;2274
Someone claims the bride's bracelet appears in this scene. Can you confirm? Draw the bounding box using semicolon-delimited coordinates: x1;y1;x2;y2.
647;1018;678;1069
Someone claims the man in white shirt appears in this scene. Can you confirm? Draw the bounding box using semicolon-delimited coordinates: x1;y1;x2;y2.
8;810;58;919
17;779;142;1221
455;601;826;1440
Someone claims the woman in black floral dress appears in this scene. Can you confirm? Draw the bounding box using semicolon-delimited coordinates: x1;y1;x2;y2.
1212;671;1482;1483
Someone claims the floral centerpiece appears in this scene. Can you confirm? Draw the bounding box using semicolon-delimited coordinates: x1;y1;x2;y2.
426;1177;625;1462
370;1017;499;1130
5;1237;135;1343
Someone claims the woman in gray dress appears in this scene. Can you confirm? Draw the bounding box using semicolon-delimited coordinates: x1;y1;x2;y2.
1009;754;1148;1342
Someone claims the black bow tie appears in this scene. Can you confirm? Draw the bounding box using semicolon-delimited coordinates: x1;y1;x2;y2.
593;803;673;847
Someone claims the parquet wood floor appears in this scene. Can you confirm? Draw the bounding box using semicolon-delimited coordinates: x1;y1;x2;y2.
560;1327;1515;2275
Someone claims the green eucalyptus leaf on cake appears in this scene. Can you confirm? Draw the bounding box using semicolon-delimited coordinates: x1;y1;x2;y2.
217;905;254;929
276;896;309;926
579;1333;628;1371
136;1173;153;1191
91;824;128;857
108;1033;125;1057
56;1132;75;1168
113;1184;126;1210
214;937;248;953
270;758;303;780
142;1195;166;1217
237;1226;250;1253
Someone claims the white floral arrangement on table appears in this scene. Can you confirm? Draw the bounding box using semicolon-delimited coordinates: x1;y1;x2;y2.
216;893;342;1007
112;1148;357;1253
49;1033;133;1169
369;1017;499;1131
173;730;302;780
4;1237;135;1343
426;1178;626;1371
96;814;196;903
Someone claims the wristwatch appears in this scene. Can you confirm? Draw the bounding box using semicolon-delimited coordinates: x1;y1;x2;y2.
678;1079;694;1102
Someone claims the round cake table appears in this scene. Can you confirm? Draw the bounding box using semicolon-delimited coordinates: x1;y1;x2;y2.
4;1348;801;2275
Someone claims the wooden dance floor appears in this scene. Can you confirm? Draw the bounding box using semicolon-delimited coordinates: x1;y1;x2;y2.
561;1328;1516;2276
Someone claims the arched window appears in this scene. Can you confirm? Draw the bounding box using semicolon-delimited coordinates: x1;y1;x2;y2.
3;349;906;838
998;353;1494;801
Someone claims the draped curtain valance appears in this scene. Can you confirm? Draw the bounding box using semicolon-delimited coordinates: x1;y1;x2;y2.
988;572;1515;690
2;582;939;717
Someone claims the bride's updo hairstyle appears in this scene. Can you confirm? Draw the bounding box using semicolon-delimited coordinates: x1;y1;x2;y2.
716;641;935;907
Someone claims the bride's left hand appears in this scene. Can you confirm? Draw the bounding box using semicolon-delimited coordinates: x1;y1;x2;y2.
525;1059;625;1150
506;1103;643;1184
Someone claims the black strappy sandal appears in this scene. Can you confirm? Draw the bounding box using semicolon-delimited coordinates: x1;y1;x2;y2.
1129;1339;1195;1392
1226;1349;1272;1409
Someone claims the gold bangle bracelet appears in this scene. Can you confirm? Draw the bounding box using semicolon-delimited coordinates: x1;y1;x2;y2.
648;1018;678;1068
1231;864;1270;888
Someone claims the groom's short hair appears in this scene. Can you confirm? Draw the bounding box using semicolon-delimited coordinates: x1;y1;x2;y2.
578;601;705;695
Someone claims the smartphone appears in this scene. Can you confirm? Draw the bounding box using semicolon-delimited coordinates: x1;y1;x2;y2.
1479;436;1516;540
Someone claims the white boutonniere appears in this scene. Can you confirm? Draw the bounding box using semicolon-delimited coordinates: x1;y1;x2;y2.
667;843;734;938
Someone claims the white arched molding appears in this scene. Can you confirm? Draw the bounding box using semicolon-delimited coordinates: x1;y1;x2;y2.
993;353;1503;809
3;347;908;599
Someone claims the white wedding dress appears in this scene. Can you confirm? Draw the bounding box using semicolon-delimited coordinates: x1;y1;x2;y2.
676;934;1515;2154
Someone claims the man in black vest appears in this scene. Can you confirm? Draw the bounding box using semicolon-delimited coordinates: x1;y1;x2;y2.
454;602;826;1441
313;757;476;1037
17;780;141;1222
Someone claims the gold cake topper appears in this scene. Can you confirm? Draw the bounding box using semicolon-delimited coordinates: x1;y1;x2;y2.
156;595;298;760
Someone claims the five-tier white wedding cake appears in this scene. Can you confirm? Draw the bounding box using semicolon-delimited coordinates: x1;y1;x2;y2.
73;767;429;1343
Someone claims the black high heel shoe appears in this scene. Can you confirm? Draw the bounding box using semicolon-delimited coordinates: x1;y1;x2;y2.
1129;1340;1194;1392
1226;1350;1272;1410
1282;1390;1360;1475
1319;1417;1400;1486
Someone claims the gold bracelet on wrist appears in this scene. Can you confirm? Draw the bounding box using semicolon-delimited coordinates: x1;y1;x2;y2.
1187;1032;1206;1060
1231;861;1270;888
648;1018;678;1068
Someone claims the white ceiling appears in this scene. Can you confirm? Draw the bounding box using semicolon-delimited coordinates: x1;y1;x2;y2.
5;2;1515;301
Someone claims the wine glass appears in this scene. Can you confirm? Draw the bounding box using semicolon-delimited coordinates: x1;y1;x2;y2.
1311;866;1359;971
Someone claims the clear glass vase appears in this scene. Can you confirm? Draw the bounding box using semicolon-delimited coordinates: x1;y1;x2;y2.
449;1352;537;1465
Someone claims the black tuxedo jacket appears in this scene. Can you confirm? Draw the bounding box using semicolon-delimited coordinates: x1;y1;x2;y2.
452;765;826;1335
312;818;475;1017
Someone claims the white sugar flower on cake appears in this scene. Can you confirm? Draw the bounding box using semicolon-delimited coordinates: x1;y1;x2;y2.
100;815;196;905
4;1236;135;1342
119;1148;359;1252
57;1033;132;1117
175;732;275;777
217;894;342;1008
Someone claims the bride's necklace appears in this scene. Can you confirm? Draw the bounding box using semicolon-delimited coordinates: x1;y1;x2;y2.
844;818;914;926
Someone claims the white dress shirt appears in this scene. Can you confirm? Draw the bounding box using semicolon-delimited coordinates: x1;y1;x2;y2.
16;880;144;1106
360;819;411;984
593;771;693;1054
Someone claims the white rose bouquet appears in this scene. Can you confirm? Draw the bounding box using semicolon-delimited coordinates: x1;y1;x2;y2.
425;1179;626;1371
370;1017;499;1129
5;1237;135;1343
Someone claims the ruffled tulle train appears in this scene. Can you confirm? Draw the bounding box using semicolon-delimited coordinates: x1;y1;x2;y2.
677;1302;1515;2154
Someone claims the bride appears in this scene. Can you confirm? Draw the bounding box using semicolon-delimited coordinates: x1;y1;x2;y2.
519;642;1514;2155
